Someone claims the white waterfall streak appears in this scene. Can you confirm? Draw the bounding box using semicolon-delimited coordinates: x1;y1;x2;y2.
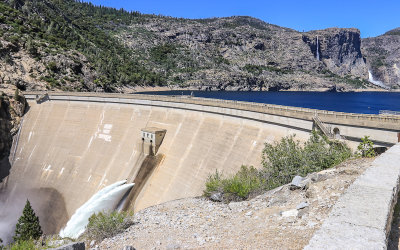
368;70;389;89
316;36;320;61
59;180;134;239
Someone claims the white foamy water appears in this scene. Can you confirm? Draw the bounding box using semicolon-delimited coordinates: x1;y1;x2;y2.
316;36;320;60
368;70;389;89
59;180;134;239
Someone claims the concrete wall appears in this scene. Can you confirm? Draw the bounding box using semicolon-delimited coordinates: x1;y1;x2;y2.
2;98;310;233
2;92;399;234
24;92;400;147
306;144;400;249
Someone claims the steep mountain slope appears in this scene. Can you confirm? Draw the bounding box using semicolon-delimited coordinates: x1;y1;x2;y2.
0;0;377;92
0;0;163;92
118;16;371;91
362;28;400;88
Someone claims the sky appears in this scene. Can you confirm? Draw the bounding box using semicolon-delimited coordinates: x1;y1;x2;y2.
85;0;399;38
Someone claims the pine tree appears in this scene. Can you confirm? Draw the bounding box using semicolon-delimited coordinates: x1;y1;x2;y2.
13;200;43;242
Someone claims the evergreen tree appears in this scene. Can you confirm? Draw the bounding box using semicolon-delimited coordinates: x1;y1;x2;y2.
13;200;43;242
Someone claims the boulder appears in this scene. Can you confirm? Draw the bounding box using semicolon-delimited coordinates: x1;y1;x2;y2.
289;176;303;190
122;246;136;250
296;202;309;210
50;242;85;250
210;192;223;202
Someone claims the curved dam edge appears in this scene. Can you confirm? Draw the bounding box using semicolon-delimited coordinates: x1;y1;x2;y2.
24;92;400;147
305;144;400;249
2;91;398;236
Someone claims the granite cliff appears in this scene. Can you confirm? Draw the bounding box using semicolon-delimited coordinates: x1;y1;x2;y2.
119;17;371;91
0;84;25;181
362;28;400;88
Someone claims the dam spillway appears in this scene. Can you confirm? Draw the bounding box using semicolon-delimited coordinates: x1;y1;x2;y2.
1;92;399;235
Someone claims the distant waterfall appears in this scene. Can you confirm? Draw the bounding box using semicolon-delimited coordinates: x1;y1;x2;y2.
59;180;134;239
368;70;389;89
316;36;320;60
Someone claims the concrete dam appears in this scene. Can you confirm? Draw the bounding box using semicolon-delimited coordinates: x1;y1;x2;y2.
1;92;399;235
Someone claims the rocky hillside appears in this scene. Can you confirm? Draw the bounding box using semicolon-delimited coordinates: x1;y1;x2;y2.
0;0;381;92
0;84;25;181
119;17;373;91
96;158;373;249
362;28;400;89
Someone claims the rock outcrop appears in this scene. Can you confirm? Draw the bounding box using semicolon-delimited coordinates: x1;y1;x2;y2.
0;84;25;181
119;16;371;91
303;28;367;78
362;28;400;88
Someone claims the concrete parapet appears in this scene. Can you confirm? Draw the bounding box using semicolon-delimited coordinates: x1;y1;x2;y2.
305;144;400;249
22;91;400;129
23;92;400;147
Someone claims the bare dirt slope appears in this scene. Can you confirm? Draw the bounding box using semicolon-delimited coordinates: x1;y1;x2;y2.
97;158;373;250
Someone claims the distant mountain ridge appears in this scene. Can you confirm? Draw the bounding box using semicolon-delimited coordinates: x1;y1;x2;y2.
0;0;398;92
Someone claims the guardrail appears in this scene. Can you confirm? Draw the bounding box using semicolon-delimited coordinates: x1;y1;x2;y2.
380;110;400;116
23;91;400;130
313;114;333;138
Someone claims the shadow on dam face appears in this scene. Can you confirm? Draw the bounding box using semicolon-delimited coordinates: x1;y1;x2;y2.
123;154;164;211
0;157;11;183
0;187;68;242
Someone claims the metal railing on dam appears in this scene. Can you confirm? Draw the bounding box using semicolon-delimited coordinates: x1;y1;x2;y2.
23;91;400;131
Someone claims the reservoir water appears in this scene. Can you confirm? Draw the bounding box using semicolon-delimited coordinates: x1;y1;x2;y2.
137;91;400;115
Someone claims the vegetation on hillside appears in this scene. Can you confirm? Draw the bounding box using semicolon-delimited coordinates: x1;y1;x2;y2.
85;211;134;242
204;131;353;202
0;0;376;91
0;0;164;90
356;136;376;158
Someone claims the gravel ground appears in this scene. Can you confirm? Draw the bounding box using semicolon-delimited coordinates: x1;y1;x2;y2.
97;158;373;250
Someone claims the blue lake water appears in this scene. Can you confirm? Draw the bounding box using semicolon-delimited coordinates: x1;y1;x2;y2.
136;91;400;114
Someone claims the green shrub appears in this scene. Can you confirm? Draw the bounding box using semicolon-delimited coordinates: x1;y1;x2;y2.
47;61;58;72
357;136;376;158
13;89;23;103
203;169;224;197
86;211;133;241
303;131;352;172
204;166;264;202
223;166;263;200
205;131;352;202
262;131;352;190
9;239;37;250
261;135;305;189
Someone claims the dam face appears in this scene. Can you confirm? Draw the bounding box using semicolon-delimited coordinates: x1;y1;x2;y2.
2;92;399;235
1;99;310;233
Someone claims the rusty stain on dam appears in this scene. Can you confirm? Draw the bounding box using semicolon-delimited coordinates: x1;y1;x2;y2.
1;92;399;234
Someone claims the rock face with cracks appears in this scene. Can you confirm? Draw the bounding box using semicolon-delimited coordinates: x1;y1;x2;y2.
0;84;25;181
362;28;400;88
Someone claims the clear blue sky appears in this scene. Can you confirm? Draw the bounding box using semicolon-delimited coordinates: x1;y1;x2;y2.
85;0;399;38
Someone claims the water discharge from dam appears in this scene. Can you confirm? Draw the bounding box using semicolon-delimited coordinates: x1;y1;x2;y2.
59;180;134;239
